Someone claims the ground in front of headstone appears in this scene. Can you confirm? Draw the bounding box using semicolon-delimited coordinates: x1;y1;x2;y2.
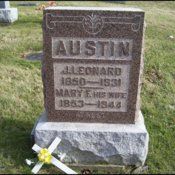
72;164;148;174
35;164;148;174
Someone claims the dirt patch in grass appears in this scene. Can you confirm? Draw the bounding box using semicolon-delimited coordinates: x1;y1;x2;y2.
21;51;43;61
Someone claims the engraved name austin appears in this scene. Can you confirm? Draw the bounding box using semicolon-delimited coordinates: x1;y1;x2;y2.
52;38;132;60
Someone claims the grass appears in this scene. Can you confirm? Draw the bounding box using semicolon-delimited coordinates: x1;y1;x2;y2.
0;1;175;174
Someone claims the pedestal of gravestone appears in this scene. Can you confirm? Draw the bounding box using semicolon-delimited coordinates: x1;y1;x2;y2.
32;6;149;167
0;1;18;23
32;111;148;165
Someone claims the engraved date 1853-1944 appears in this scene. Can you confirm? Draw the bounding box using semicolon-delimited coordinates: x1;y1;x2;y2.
59;99;121;109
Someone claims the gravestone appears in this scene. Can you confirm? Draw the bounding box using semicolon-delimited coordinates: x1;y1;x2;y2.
0;1;10;8
0;1;18;23
32;6;149;166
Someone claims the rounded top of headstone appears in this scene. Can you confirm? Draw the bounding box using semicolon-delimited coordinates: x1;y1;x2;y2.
44;6;144;12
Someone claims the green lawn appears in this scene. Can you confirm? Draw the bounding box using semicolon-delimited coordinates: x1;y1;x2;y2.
0;1;175;174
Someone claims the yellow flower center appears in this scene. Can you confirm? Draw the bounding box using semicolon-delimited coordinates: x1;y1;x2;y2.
38;148;51;164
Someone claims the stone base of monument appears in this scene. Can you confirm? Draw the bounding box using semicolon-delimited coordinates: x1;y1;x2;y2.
32;111;149;166
0;8;18;23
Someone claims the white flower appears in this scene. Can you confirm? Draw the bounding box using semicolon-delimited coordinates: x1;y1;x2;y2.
58;153;66;161
25;159;35;166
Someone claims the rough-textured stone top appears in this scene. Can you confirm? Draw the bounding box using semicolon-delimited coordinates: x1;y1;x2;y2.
45;6;144;12
42;6;145;124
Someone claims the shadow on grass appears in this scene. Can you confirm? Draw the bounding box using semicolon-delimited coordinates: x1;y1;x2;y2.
0;23;13;27
0;116;37;170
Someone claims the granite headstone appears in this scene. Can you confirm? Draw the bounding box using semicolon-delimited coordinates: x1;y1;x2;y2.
42;6;144;124
33;6;149;166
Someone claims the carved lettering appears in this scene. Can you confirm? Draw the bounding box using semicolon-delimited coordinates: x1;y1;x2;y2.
98;41;109;56
70;40;80;56
55;88;83;97
54;63;130;112
52;37;133;60
119;42;130;57
108;92;127;99
61;66;122;76
110;41;114;56
56;40;67;56
93;91;106;98
85;41;96;56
